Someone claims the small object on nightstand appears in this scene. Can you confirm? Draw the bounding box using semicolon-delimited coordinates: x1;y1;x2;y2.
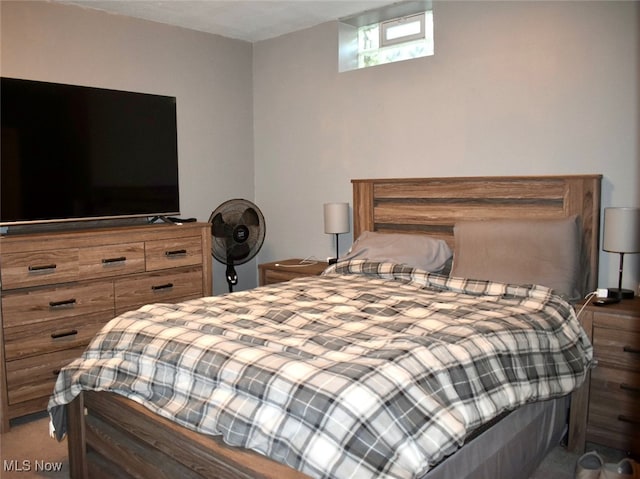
592;297;621;306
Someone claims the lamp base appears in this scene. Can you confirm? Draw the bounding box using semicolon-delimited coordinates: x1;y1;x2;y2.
607;288;635;300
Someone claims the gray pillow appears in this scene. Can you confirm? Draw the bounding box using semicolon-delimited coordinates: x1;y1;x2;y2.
451;216;582;300
342;231;453;273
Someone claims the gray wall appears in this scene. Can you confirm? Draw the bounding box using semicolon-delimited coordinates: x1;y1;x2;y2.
2;1;639;293
254;0;640;292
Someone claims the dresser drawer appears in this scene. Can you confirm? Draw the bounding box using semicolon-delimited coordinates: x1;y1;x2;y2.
0;249;79;289
5;347;86;405
114;267;203;314
145;236;203;271
3;311;113;361
590;365;640;421
80;242;145;279
587;363;640;452
588;389;640;451
586;422;640;454
593;326;640;369
1;282;115;328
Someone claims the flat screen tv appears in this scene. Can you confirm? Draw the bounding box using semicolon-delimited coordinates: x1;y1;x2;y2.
1;77;180;227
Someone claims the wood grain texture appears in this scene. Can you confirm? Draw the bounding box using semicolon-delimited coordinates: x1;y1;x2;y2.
79;242;145;280
258;259;328;286
352;175;601;294
3;310;113;361
0;222;212;431
114;267;204;315
145;235;203;271
1;249;80;289
68;392;312;479
6;346;87;404
1;282;115;328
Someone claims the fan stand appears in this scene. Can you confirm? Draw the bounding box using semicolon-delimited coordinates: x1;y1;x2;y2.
225;263;238;293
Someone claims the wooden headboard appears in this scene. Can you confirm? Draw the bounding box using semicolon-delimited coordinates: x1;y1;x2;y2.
351;175;602;294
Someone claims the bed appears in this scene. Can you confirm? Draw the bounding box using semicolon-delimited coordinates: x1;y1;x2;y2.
49;174;602;479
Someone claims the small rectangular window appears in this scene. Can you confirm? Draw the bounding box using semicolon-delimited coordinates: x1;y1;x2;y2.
338;2;434;72
381;13;425;47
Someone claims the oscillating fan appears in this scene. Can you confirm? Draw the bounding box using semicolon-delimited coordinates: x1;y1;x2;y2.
209;199;266;293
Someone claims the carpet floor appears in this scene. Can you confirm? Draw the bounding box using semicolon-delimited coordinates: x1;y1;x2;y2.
1;413;68;479
0;412;632;479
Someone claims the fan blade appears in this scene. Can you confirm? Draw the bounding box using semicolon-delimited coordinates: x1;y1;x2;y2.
212;213;231;237
240;207;261;226
228;242;251;262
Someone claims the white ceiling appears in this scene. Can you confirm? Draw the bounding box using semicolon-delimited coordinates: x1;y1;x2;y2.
56;1;401;43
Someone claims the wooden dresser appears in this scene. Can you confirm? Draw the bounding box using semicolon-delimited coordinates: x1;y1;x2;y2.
258;259;328;286
0;223;212;431
569;297;640;454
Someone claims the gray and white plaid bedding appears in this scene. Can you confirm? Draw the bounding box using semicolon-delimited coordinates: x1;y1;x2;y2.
48;260;593;479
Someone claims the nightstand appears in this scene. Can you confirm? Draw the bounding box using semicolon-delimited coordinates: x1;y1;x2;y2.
568;297;640;454
258;259;328;286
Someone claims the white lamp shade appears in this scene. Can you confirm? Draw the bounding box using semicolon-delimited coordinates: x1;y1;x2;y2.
603;207;640;253
324;202;350;234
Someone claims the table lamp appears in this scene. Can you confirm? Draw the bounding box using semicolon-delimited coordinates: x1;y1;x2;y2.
324;202;349;264
603;207;640;299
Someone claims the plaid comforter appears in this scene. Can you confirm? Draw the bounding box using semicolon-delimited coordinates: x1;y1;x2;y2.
48;260;592;479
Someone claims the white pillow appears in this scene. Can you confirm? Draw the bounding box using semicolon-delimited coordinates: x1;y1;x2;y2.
342;231;453;273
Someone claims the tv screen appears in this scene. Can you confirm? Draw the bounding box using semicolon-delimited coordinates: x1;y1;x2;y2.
1;77;180;226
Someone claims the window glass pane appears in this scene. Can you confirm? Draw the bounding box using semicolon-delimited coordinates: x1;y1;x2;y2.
358;24;379;51
385;19;422;41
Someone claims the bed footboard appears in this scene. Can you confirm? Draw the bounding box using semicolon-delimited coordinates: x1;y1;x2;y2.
66;391;310;479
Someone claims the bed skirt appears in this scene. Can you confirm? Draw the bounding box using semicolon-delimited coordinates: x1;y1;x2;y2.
66;391;568;479
423;395;569;479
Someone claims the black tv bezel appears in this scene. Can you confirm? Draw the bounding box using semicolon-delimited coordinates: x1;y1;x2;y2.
0;77;181;229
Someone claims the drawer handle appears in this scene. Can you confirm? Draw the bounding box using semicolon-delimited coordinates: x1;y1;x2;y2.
618;415;640;425
51;329;78;339
102;256;127;264
28;264;57;272
620;383;640;394
49;299;77;308
151;283;174;291
165;249;187;257
623;346;640;355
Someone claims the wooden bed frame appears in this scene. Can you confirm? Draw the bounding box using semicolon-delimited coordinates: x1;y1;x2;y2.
351;175;601;295
65;175;602;479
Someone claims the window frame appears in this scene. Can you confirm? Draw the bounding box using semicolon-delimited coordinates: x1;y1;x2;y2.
338;1;434;72
380;12;426;47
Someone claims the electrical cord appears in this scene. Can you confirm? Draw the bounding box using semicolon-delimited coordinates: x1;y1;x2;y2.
574;291;598;319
